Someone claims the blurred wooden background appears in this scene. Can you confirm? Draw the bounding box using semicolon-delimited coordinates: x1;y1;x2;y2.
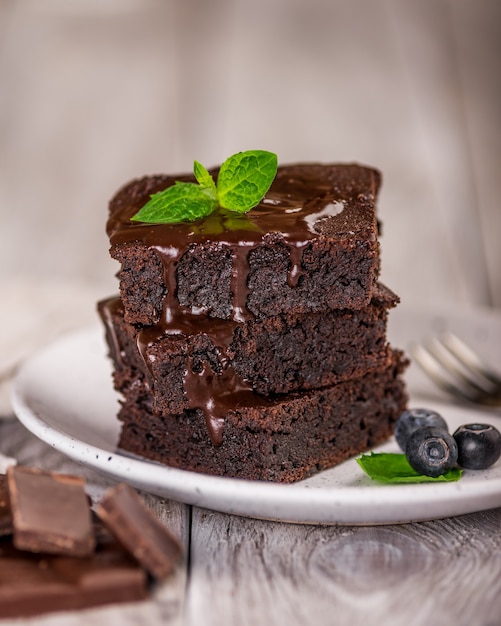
0;0;500;319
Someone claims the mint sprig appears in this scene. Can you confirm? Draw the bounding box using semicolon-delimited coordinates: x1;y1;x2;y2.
357;452;463;484
131;150;278;225
217;150;278;212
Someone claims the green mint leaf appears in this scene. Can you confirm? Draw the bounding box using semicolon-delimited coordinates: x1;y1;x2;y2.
130;181;217;224
357;452;463;484
130;150;278;224
217;150;278;213
193;160;217;197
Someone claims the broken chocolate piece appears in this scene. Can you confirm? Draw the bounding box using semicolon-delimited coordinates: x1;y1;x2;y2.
0;475;12;537
0;534;147;618
7;466;95;557
95;483;183;580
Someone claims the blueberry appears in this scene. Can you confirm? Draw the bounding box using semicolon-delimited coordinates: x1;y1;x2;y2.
405;426;458;477
453;423;501;470
394;408;449;452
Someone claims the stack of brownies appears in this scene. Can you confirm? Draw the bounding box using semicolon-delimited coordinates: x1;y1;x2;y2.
99;162;408;482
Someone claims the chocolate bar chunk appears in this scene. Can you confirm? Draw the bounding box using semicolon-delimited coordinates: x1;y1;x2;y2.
95;483;183;580
0;475;12;537
0;534;147;618
7;466;95;556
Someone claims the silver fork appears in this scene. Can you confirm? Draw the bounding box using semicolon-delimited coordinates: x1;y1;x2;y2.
410;332;501;408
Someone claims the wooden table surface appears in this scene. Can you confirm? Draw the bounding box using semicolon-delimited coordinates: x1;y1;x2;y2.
1;410;501;626
1;1;501;624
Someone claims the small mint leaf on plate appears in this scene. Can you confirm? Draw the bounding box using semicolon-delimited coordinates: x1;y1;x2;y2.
217;150;278;213
130;181;217;224
357;452;462;484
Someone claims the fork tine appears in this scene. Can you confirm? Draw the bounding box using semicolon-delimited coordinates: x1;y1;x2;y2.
410;342;491;404
426;335;499;395
438;332;501;387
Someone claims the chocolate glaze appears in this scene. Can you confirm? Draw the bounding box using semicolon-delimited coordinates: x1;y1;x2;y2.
135;312;269;446
99;297;272;446
107;164;380;325
98;298;125;368
0;475;12;537
105;163;380;445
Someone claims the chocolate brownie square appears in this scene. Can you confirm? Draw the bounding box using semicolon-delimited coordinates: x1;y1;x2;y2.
107;163;381;325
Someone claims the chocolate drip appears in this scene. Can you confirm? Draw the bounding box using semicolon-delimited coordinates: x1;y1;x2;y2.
229;244;254;322
100;291;267;447
286;242;308;288
135;310;271;446
183;360;270;446
97;298;125;368
107;164;380;445
155;244;182;324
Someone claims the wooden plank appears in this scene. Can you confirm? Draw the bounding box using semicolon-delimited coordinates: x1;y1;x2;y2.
387;0;492;307
185;506;501;626
170;0;235;168
0;0;182;288
449;0;501;308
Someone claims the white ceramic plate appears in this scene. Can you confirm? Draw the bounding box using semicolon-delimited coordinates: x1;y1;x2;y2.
10;305;501;525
